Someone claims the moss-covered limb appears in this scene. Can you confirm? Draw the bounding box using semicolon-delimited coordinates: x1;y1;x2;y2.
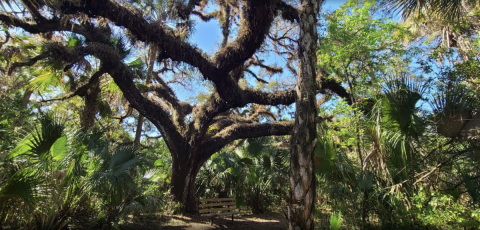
241;88;296;105
80;76;101;131
187;88;296;147
276;0;300;22
143;84;193;122
212;0;275;74
81;42;186;153
175;0;203;20
201;121;294;158
56;0;275;87
0;14;44;33
208;106;277;135
317;77;353;105
191;10;220;21
0;14;110;44
39;68;108;103
220;3;231;48
58;0;214;74
211;106;277;131
7;52;49;75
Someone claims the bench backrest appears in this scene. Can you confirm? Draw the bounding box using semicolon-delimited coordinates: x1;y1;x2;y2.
199;198;236;214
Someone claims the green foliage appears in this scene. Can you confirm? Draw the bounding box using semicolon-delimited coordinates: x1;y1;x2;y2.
315;1;480;229
410;187;480;229
196;137;289;214
0;114;165;229
0;91;32;154
329;211;342;230
318;0;414;99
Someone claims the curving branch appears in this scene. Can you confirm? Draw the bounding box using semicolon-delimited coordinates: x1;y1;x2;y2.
175;0;203;20
191;10;220;22
82;42;186;152
245;69;269;84
58;0;214;75
201;121;294;159
39;68;107;102
317;69;353;105
7;52;48;75
0;14;110;43
246;56;283;75
212;0;276;75
276;0;300;22
7;40;185;153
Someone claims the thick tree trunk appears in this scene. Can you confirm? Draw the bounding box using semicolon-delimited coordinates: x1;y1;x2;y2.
170;152;203;214
170;156;189;203
182;160;201;214
288;1;320;230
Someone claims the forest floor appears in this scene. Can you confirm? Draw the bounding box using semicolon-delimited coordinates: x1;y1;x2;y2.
122;211;288;230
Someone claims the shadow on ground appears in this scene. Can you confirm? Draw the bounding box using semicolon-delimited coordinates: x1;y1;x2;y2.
122;212;287;230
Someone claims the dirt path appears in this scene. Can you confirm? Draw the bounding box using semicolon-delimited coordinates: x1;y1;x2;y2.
122;212;288;230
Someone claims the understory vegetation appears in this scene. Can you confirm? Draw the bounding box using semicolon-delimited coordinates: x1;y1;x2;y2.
1;0;480;229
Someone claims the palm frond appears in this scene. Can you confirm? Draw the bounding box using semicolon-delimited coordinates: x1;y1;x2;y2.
382;76;430;137
109;146;141;175
381;0;477;20
0;170;38;205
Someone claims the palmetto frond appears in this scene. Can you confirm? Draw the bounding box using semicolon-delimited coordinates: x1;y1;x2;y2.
382;0;477;20
0;169;38;205
88;146;141;206
382;76;430;138
121;194;161;216
431;85;477;137
8;114;67;169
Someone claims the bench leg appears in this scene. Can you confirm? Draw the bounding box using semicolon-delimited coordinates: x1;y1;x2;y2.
211;216;213;225
232;214;234;221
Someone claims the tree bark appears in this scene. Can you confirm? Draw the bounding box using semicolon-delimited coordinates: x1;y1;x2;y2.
170;150;204;214
133;114;144;149
80;80;101;131
288;1;320;229
21;89;33;108
170;155;189;204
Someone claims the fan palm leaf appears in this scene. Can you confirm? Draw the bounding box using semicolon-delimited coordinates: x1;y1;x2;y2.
382;76;429;138
382;0;477;20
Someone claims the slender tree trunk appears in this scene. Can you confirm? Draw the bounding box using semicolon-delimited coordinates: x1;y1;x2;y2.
133;114;144;148
14;89;33;126
21;89;33;108
288;1;320;230
134;46;155;149
81;81;101;131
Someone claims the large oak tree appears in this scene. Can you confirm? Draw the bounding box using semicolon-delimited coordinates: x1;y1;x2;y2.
0;0;350;227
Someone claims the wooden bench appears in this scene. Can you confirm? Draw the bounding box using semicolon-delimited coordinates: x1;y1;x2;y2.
199;198;241;225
